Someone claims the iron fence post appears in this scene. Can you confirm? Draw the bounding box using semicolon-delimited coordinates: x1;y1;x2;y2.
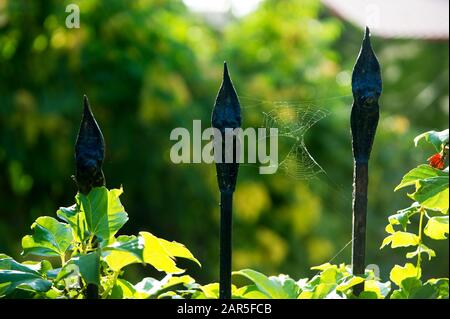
350;27;382;296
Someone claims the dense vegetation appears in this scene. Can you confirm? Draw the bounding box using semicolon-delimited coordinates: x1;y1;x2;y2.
0;0;448;289
0;129;447;298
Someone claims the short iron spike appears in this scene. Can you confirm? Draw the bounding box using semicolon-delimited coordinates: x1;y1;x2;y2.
75;95;105;195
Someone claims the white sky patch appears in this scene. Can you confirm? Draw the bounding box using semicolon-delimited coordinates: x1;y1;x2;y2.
183;0;261;17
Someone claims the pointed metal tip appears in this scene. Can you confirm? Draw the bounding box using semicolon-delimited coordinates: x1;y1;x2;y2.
365;26;370;38
83;94;92;115
223;61;230;82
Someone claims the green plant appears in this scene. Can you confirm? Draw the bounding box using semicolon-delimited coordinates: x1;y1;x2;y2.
1;129;448;299
380;129;449;299
174;129;449;300
0;186;200;299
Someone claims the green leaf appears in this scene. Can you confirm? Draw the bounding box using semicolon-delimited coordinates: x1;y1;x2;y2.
414;129;449;151
57;204;87;242
424;216;449;240
232;269;294;299
70;251;100;285
411;176;449;212
110;278;137;299
388;203;420;230
106;187;129;241
103;235;143;272
336;275;364;292
380;231;419;249
406;244;436;260
390;263;420;286
21;216;73;258
77;187;128;246
395;165;446;191
140;231;199;274
157;237;201;268
0;254;52;297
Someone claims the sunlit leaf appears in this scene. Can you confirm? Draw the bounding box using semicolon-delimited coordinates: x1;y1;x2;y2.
424;216;449;240
380;231;419;249
395;165;446;191
21;216;73;258
390;263;420;286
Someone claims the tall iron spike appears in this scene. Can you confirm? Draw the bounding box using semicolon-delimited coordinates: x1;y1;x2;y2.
212;62;241;299
350;27;382;296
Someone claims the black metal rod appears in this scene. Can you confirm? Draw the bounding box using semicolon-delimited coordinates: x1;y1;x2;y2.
219;191;233;299
212;62;241;299
351;163;368;295
350;27;382;296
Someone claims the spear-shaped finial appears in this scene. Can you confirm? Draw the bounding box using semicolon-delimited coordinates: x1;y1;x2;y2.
75;95;105;195
350;27;382;296
212;62;241;299
212;62;242;193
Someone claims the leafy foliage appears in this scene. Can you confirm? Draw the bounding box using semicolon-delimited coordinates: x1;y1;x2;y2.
0;187;200;299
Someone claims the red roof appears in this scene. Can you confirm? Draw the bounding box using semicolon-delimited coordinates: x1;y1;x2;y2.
322;0;449;40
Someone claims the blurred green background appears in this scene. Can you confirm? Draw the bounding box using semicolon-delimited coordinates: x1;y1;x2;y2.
0;0;448;284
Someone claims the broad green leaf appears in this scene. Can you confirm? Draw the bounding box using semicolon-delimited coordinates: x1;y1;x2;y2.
406;244;436;260
57;204;87;242
0;254;52;297
103;235;144;272
157;238;201;267
390;263;420;286
140;232;183;274
77;187;108;243
411;176;449;212
424;216;449;240
140;232;199;274
380;231;419;249
106;187;129;241
21;216;73;258
77;187;128;246
71;251;100;285
414;129;449;151
395;165;446;191
232;269;291;299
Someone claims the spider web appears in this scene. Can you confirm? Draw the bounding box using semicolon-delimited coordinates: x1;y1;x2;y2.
262;103;329;180
239;97;330;180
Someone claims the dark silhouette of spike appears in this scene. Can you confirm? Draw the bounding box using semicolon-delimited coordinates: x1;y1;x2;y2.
212;62;241;299
74;95;105;195
350;27;382;296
